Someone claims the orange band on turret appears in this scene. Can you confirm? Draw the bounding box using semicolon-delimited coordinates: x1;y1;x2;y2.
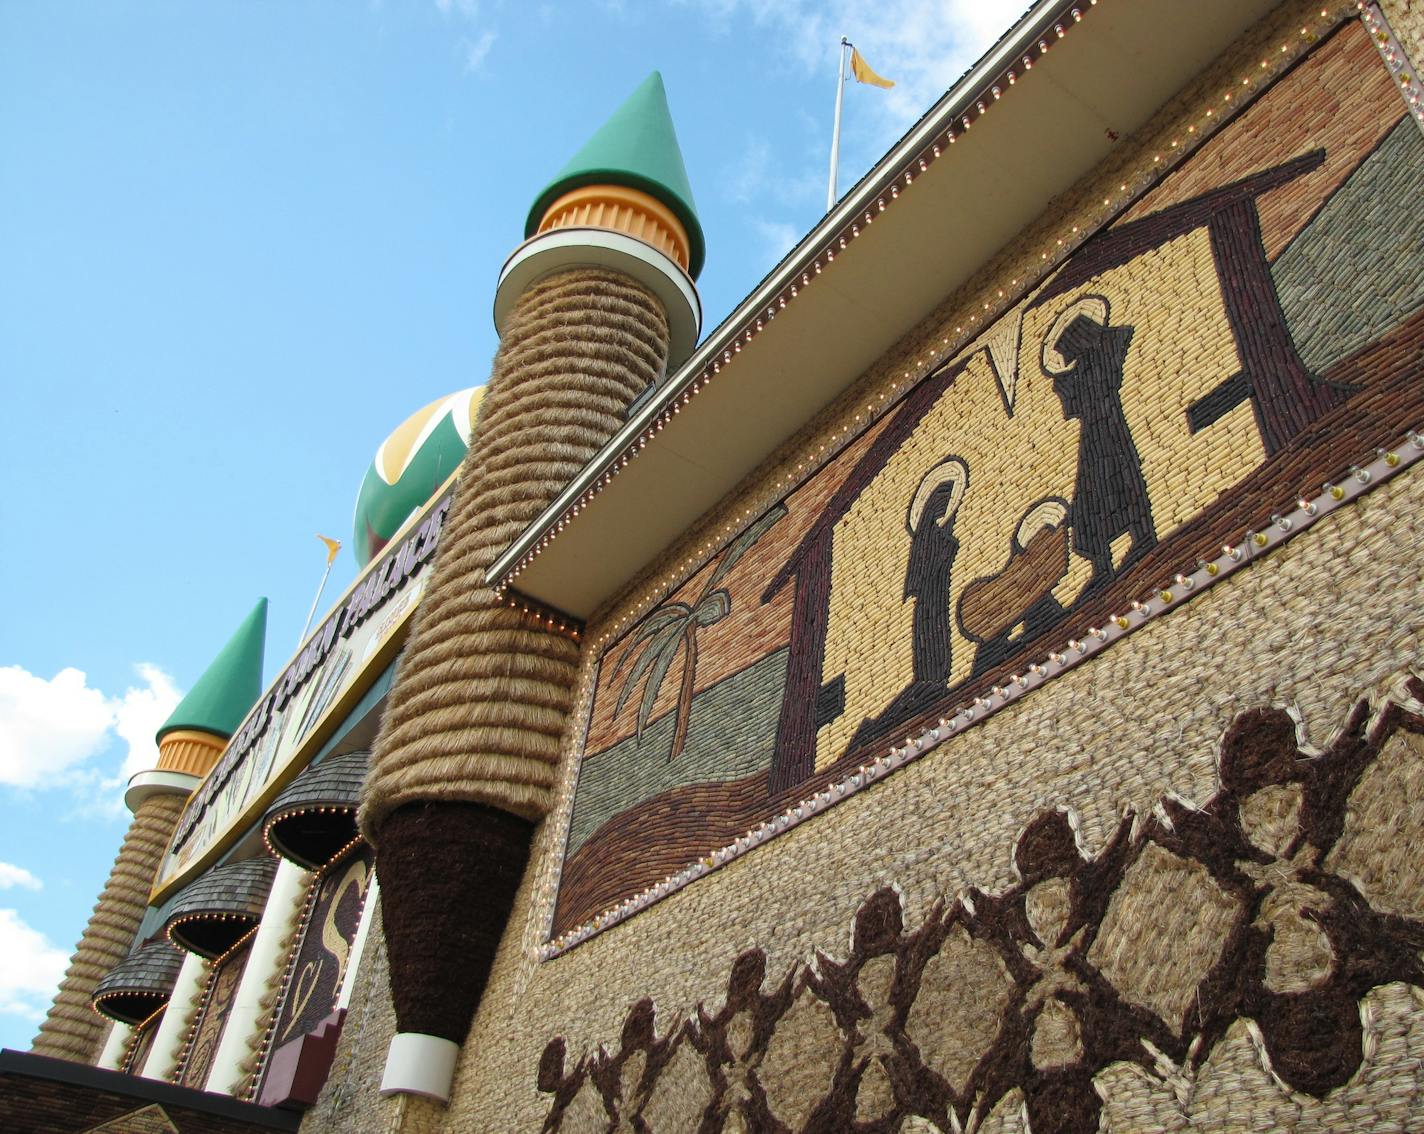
156;729;226;779
536;185;691;272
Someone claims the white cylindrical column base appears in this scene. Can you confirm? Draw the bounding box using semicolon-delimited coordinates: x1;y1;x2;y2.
379;1032;460;1102
140;950;210;1081
203;857;311;1096
96;1020;134;1070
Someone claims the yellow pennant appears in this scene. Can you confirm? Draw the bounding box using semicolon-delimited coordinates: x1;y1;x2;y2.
317;534;342;565
850;47;895;89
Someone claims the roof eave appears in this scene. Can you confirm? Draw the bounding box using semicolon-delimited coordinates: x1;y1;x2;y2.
488;0;1283;620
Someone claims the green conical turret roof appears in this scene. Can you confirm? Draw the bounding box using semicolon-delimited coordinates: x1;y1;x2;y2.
525;71;705;279
157;598;268;743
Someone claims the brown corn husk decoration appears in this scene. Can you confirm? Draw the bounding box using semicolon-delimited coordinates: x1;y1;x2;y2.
360;267;669;1047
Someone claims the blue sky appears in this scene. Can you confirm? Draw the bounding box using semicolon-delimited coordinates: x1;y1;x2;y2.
0;0;1023;1051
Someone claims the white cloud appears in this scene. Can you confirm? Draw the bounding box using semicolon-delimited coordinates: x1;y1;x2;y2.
0;864;42;892
726;135;824;207
434;0;499;74
726;137;773;205
111;664;182;784
0;664;182;791
460;30;497;73
0;909;68;1021
0;668;114;788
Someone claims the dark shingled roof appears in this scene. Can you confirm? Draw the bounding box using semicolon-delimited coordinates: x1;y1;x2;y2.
162;856;277;959
92;940;184;1025
263;751;368;870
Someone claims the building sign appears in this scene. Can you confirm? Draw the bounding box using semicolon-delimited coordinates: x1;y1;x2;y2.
154;489;453;898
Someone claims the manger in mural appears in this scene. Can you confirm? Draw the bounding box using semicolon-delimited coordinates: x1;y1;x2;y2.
551;21;1424;941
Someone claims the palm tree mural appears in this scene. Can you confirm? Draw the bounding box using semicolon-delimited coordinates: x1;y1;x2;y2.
611;504;787;761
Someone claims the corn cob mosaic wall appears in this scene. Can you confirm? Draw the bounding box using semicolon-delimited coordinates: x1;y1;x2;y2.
178;939;250;1089
552;19;1424;942
541;680;1424;1132
260;843;372;1080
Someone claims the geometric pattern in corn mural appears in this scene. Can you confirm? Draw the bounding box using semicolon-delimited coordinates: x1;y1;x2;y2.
556;21;1424;936
543;674;1424;1132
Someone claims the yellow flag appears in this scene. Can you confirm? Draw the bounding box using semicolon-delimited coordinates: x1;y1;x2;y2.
850;47;894;89
317;534;342;565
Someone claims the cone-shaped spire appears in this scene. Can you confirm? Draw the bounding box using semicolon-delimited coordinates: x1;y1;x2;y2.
525;71;704;278
156;598;268;743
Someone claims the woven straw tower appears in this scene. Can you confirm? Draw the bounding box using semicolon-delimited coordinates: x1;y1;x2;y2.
360;72;703;1104
32;600;267;1062
31;794;188;1063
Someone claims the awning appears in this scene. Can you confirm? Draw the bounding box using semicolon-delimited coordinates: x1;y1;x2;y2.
91;940;183;1025
162;857;277;958
486;0;1281;618
262;751;369;870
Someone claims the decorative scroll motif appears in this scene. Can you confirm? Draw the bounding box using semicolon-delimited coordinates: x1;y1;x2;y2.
178;938;252;1089
254;843;372;1096
550;19;1424;947
540;676;1424;1132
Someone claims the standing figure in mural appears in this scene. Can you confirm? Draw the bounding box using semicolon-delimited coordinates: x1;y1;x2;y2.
1032;151;1354;460
847;457;969;752
1042;295;1156;593
904;458;969;687
761;361;966;794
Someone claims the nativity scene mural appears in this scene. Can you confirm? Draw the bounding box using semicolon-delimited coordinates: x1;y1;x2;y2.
553;21;1424;937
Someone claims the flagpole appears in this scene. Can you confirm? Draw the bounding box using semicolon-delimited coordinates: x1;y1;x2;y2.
299;559;334;646
299;536;342;645
827;36;849;212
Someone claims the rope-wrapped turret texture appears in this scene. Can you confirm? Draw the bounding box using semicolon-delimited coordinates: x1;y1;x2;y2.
361;267;669;838
359;266;668;1058
32;792;185;1063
